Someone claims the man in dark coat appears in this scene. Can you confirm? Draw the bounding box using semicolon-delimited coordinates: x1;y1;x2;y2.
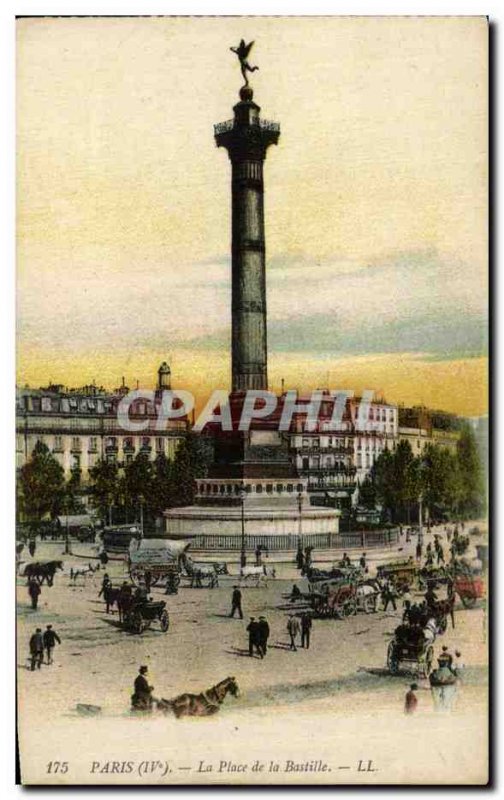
229;586;243;619
28;578;41;610
246;617;262;658
43;624;61;664
257;616;270;656
28;539;36;558
131;665;154;711
98;572;111;598
301;612;312;649
29;628;44;671
359;552;367;570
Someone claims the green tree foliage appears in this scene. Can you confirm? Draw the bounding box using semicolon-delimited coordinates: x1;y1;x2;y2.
455;423;486;518
168;432;208;507
358;475;376;509
88;458;121;520
18;441;65;521
370;426;486;523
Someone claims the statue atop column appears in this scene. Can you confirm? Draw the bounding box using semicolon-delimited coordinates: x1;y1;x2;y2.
230;39;259;88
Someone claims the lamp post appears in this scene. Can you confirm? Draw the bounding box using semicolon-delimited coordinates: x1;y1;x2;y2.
240;485;247;569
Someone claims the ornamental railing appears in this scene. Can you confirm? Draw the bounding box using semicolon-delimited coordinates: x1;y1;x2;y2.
214;118;280;136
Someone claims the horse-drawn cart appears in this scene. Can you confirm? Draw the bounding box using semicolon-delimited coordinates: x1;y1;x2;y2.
123;599;170;635
128;538;189;594
377;559;417;593
387;625;434;678
309;579;357;618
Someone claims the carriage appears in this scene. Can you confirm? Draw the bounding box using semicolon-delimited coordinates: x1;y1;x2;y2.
128;538;188;594
387;625;434;678
377;559;418;593
309;578;357;618
122;598;170;635
452;573;485;608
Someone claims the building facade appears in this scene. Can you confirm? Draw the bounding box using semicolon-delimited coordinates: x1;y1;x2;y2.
16;364;187;481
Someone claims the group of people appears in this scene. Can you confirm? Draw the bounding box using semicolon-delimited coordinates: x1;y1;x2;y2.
404;645;465;714
28;625;61;671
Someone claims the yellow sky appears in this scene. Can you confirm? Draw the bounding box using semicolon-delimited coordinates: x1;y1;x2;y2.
16;17;488;415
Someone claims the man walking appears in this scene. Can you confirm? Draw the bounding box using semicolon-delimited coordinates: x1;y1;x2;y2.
229;586;243;619
258;616;270;656
416;539;423;563
246;617;262;658
98;572;111;598
43;624;61;665
301;612;312;649
359;552;367;571
29;628;44;671
28;578;41;610
287;615;301;651
381;579;397;612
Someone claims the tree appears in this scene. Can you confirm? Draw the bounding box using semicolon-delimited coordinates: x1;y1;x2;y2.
373;449;396;521
18;441;65;521
358;475;376;509
88;458;120;523
169;432;208;507
456;423;486;518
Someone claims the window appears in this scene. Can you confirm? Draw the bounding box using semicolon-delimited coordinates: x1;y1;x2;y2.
156;437;164;451
71;437;81;452
276;484;284;493
302;457;309;470
89;437;98;452
54;436;63;452
287;484;293;493
41;397;52;412
106;453;117;464
106;437;117;449
72;454;80;470
297;484;304;493
142;437;151;449
256;485;263;494
266;484;273;494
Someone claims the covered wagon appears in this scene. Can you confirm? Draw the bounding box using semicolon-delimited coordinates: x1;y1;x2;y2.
128;538;191;594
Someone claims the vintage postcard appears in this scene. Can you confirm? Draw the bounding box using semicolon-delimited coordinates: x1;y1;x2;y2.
16;16;489;785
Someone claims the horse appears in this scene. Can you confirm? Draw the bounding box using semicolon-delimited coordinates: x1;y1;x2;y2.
157;677;239;718
23;560;63;587
102;585;123;615
181;555;219;588
70;562;101;585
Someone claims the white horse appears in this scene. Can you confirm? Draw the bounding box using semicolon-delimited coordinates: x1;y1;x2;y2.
423;617;438;644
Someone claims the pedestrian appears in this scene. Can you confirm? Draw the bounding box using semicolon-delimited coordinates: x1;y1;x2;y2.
246;617;262;658
229;586;243;619
43;624;61;665
404;683;418;714
287;615;301;651
359;552;367;570
453;650;465;681
29;628;44;671
144;570;152;594
28;578;41;610
300;612;312;649
255;545;262;567
296;541;304;570
381;579;397;612
98;572;111;598
290;583;302;602
257;616;270;656
131;665;154;711
416;540;423;562
436;545;445;565
99;549;109;566
28;538;36;558
424;585;438;610
438;645;453;670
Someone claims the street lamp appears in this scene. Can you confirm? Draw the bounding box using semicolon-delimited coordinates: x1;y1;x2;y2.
240;484;247;569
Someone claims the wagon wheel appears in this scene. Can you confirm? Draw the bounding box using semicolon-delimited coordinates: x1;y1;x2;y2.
131;610;144;635
343;598;357;617
460;592;477;608
364;595;377;614
160;610;170;632
424;645;434;677
387;641;399;674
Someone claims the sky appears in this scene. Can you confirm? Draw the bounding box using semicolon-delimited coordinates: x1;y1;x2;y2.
16;16;488;416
